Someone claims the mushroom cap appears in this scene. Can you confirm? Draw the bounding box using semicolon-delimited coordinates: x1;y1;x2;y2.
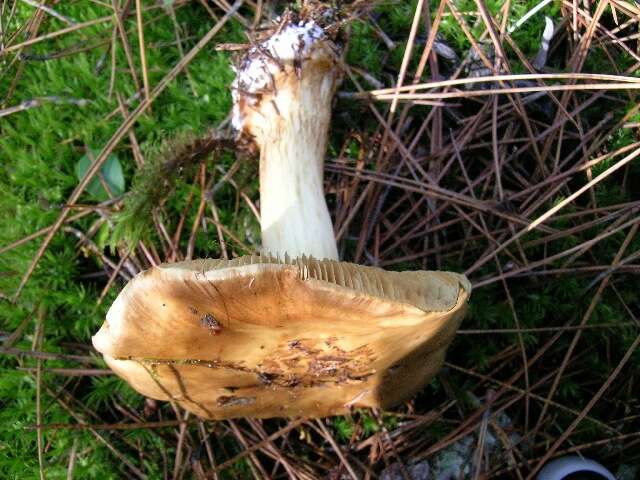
93;255;471;419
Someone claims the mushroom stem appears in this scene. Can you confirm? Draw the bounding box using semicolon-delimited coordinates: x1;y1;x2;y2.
258;70;339;260
233;21;340;260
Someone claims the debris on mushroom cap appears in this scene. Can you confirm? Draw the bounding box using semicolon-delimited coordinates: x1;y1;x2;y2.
93;254;471;419
230;18;338;135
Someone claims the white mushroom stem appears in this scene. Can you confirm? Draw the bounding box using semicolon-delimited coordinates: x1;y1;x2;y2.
258;65;339;260
233;21;340;260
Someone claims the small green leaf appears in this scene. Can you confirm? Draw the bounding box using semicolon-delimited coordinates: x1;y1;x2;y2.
95;221;111;250
75;149;125;201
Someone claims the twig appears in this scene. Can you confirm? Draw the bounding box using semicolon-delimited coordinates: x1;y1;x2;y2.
0;16;110;55
66;438;78;480
34;305;46;480
135;0;151;109
315;419;359;480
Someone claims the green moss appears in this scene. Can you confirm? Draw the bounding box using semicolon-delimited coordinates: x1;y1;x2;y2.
0;1;243;476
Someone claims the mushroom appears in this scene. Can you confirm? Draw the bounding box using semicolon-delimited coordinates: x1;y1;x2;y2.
92;15;471;419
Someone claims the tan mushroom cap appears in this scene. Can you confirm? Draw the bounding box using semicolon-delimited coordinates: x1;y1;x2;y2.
93;255;471;419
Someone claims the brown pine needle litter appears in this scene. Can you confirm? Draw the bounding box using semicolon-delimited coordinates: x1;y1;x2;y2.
1;0;639;478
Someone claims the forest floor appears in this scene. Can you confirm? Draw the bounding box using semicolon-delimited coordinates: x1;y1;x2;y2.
1;0;639;478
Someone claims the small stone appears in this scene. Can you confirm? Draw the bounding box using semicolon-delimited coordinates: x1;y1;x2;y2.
380;460;431;480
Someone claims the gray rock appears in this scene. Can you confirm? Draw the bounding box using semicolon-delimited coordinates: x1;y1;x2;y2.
380;460;431;480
